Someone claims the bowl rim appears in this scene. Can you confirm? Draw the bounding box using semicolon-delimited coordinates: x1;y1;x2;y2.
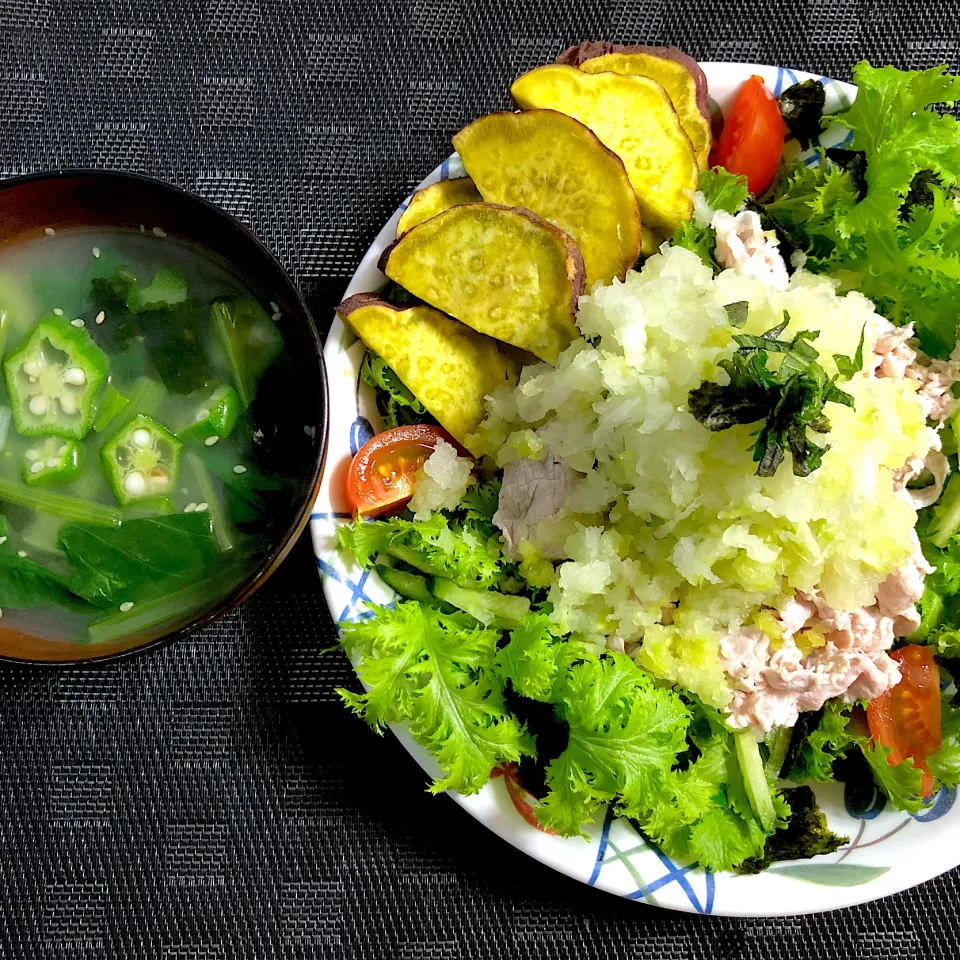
0;167;330;666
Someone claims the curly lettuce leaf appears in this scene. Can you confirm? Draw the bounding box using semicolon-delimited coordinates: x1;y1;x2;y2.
835;63;960;237
762;61;960;358
338;511;502;588
702;166;751;213
789;700;860;782
672;168;749;270
360;349;433;429
339;601;533;794
929;696;960;788
654;699;789;872
495;613;597;702
496;613;566;702
860;741;926;814
535;654;690;837
910;503;960;653
457;477;502;543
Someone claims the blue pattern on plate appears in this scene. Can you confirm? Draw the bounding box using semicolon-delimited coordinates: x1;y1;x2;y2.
349;417;375;455
845;780;888;820
588;808;715;914
316;556;378;624
774;66;800;97
913;787;956;822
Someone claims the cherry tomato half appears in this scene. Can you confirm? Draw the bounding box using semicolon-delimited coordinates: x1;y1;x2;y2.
346;424;469;518
710;75;785;196
867;645;942;797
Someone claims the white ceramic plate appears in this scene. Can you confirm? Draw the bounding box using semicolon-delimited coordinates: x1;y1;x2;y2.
310;62;960;916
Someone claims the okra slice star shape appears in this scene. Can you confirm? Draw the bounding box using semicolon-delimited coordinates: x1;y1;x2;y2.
102;415;183;505
3;314;108;439
22;438;83;486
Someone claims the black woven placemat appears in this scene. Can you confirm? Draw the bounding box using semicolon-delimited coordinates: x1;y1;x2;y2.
0;0;957;955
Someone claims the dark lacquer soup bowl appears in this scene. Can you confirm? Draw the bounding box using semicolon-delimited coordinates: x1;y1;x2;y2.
0;170;327;663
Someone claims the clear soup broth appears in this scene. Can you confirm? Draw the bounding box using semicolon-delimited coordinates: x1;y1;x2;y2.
0;227;313;648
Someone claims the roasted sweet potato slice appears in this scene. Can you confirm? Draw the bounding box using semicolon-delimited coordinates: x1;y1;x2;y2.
378;203;583;363
337;293;515;451
510;65;696;234
397;178;482;237
579;53;711;168
452;110;641;286
556;42;711;122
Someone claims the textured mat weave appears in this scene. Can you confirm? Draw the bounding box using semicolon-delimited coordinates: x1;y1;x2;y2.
0;0;958;956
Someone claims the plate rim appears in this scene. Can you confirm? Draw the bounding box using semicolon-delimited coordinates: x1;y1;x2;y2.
310;61;960;916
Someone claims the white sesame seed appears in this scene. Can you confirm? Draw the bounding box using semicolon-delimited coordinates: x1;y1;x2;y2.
119;601;134;613
92;246;101;258
233;464;247;474
95;311;105;325
52;308;63;316
44;227;55;236
271;312;282;323
70;318;84;327
184;502;197;513
17;550;26;558
269;301;280;313
196;502;208;512
152;226;167;238
204;436;219;446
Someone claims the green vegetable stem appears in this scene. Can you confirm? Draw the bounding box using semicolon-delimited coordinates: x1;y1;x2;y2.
211;298;283;408
0;476;122;525
186;453;235;553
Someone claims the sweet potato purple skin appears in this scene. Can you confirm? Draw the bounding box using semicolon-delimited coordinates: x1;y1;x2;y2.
556;42;710;122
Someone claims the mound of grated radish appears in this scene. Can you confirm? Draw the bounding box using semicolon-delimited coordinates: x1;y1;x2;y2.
470;244;931;708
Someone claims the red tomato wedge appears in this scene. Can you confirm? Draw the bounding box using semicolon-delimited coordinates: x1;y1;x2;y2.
867;645;942;797
710;75;785;196
346;424;469;518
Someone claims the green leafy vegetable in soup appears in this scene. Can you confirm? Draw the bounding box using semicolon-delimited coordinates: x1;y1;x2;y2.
0;227;305;644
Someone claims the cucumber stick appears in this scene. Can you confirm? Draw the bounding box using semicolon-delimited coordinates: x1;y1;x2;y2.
431;578;530;627
735;730;777;832
373;552;530;628
381;544;450;579
763;726;792;781
376;564;433;604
